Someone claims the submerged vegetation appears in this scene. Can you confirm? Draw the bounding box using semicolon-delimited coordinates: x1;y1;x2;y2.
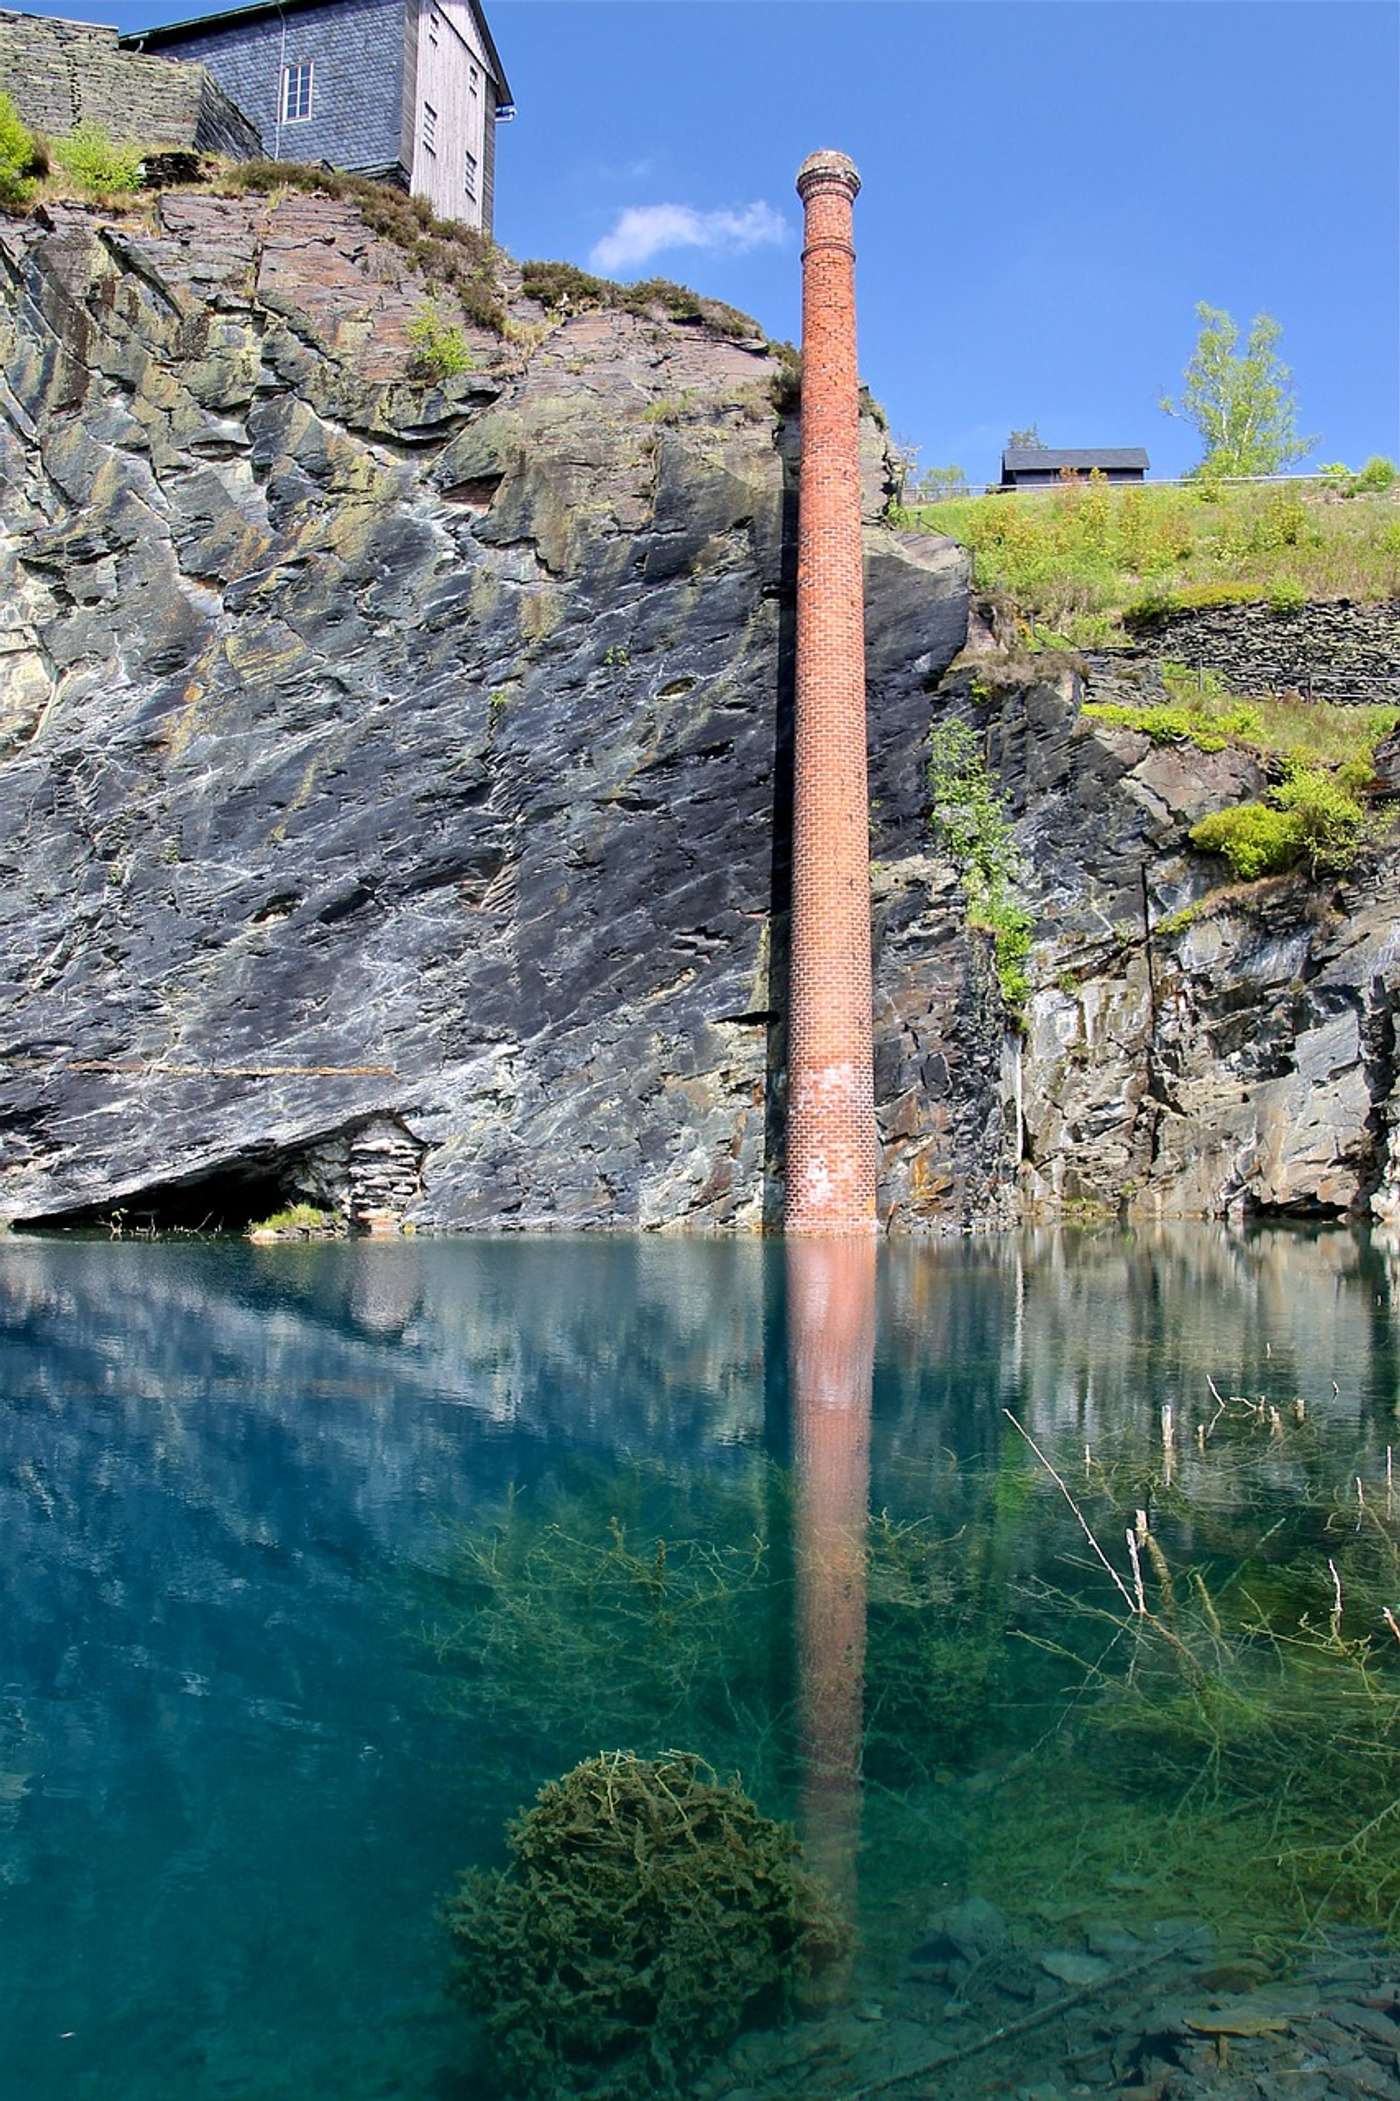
998;1391;1400;1940
895;476;1400;645
420;1370;1400;1978
926;721;1034;1013
444;1751;846;2101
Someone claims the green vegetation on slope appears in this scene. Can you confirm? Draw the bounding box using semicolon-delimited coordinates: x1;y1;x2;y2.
51;124;145;196
0;91;45;207
1080;665;1395;885
1190;762;1373;880
927;721;1034;1013
222;159;506;332
1083;662;1398;767
520;258;760;342
895;477;1400;646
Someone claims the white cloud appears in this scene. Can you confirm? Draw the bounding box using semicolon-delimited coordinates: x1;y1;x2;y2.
589;201;790;275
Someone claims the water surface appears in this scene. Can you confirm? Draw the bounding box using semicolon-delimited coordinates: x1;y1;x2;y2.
2;1227;1396;2098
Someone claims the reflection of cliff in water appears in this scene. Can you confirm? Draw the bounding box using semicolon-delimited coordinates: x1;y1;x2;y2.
2;1225;1397;2099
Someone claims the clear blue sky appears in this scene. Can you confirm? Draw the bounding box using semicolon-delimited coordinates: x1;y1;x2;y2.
118;0;1399;485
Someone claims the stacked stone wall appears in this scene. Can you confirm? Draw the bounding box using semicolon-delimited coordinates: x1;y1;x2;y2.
1130;599;1400;705
0;9;261;157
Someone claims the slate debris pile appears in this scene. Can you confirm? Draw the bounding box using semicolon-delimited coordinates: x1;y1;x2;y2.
701;1898;1400;2100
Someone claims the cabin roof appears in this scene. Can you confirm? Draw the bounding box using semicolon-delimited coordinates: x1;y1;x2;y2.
1002;446;1149;474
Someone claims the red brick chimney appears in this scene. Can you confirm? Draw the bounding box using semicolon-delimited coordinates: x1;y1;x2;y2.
784;150;877;1236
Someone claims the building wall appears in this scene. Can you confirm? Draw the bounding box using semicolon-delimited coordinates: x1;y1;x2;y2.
0;8;261;157
1007;467;1146;487
407;0;492;230
146;0;408;180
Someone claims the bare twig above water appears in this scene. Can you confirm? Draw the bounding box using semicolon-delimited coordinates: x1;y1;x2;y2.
1004;1409;1136;1613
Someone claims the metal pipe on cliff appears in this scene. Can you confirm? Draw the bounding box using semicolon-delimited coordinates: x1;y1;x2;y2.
784;149;878;1236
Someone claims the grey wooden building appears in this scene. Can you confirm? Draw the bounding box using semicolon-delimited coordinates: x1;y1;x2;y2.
1000;446;1149;489
122;0;511;235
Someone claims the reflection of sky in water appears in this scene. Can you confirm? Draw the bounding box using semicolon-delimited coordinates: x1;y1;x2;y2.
0;1227;1396;2098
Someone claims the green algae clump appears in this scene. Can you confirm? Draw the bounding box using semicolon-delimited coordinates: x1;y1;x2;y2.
444;1750;848;2100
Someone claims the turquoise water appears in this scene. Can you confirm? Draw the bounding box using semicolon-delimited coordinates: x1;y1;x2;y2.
1;1228;1397;2098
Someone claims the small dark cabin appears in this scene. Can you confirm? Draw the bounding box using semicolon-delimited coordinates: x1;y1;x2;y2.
1000;446;1149;489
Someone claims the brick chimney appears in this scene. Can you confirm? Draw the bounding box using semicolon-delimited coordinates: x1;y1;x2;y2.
784;150;877;1236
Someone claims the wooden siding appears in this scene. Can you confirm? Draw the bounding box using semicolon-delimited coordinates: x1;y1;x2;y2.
409;0;490;229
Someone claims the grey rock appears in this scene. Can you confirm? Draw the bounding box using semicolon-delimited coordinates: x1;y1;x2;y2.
1039;1949;1112;1989
1;191;1397;1237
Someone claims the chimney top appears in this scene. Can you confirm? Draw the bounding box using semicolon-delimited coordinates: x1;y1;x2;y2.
795;150;861;202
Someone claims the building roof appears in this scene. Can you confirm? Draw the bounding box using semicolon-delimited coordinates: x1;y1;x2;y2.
122;0;513;103
1002;446;1149;474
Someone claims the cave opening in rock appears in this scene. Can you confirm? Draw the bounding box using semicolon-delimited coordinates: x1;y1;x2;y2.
15;1157;302;1237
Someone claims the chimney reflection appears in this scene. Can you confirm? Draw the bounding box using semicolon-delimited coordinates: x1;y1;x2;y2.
788;1235;876;1917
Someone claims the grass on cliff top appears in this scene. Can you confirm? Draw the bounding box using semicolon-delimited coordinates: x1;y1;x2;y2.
894;476;1400;645
221;160;506;331
519;258;760;342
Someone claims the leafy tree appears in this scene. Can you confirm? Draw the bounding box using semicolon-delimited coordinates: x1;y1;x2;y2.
1161;303;1313;477
1006;425;1044;450
913;463;967;502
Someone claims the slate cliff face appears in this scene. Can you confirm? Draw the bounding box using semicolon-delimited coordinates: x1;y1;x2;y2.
1;191;1396;1233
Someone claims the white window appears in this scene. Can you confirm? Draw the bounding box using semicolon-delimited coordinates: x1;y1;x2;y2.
469;62;480;96
464;148;477;199
422;100;438;154
280;60;313;124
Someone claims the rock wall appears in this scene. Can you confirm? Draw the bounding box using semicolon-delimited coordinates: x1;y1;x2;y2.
0;188;1396;1235
0;9;263;160
1127;597;1400;706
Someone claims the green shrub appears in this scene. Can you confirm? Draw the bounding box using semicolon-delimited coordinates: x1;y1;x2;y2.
1267;574;1307;613
53;124;145;196
1353;455;1398;494
520;258;610;309
1272;762;1369;873
1190;762;1370;880
1188;802;1301;879
1321;456;1397;499
248;1202;332;1235
0;92;38;209
406;301;474;380
928;720;1035;1013
445;1751;846;2101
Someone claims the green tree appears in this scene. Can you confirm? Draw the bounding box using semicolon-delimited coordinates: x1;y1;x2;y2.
1161;303;1313;477
914;463;967;502
1006;424;1043;450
